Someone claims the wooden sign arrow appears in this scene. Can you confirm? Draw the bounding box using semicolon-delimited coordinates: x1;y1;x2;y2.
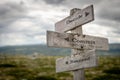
55;5;94;32
47;31;109;50
56;49;97;73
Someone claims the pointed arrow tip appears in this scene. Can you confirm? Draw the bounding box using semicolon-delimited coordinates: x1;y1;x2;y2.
85;12;89;17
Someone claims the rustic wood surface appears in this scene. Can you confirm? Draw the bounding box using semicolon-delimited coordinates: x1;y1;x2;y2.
47;31;109;50
52;5;109;80
55;5;94;32
56;48;97;73
71;26;85;80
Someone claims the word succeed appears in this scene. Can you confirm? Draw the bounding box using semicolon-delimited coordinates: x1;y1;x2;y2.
66;55;90;65
56;49;97;73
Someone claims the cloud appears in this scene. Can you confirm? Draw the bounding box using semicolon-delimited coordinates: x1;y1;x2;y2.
0;1;55;46
96;0;120;22
0;1;27;21
0;18;47;46
43;0;65;5
0;33;46;46
0;1;28;34
0;0;120;46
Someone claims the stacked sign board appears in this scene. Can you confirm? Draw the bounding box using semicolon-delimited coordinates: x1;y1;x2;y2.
47;31;109;51
55;5;94;32
47;4;109;77
56;49;97;72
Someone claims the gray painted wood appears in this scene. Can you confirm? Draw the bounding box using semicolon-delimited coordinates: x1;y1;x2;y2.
56;49;97;73
71;26;84;80
55;5;94;32
52;5;108;80
73;69;85;80
47;31;109;50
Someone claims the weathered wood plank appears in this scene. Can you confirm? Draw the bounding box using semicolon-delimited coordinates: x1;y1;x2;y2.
71;26;85;80
55;5;94;32
73;69;85;80
56;49;98;73
47;31;109;50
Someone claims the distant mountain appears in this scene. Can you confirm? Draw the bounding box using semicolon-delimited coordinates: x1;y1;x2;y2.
0;44;71;56
97;43;120;56
0;44;120;56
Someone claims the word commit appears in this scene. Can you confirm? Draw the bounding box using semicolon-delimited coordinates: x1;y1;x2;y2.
65;38;95;45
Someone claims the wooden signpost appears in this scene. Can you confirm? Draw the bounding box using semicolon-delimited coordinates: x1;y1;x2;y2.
47;31;109;50
47;5;109;80
56;49;97;73
55;5;94;32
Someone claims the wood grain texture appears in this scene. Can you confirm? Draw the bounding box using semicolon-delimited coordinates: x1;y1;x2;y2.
56;49;97;73
71;26;85;80
73;69;85;80
55;5;94;32
47;31;109;50
71;25;84;80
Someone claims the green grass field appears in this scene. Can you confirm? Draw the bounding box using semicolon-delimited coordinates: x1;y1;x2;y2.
0;55;119;80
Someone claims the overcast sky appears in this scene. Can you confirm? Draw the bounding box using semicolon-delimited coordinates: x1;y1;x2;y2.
0;0;120;46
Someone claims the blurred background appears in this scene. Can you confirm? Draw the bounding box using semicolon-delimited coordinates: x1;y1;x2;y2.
0;0;120;80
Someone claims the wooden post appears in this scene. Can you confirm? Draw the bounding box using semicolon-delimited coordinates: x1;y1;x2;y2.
71;27;85;80
47;5;109;80
73;69;85;80
70;8;85;80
